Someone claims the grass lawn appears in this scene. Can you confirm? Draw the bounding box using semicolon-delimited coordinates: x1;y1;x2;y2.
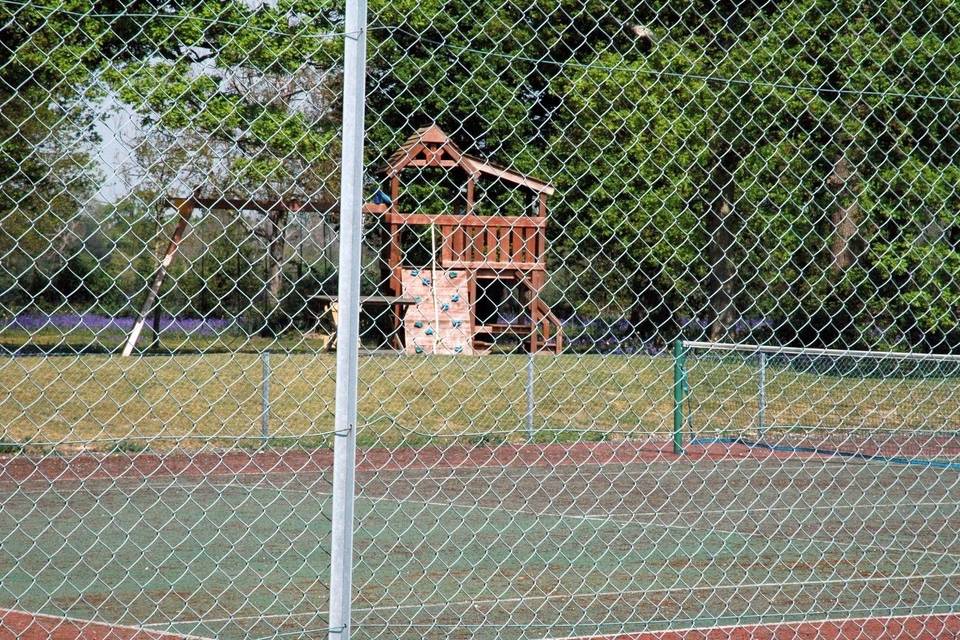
0;352;675;452
2;345;958;454
686;354;960;436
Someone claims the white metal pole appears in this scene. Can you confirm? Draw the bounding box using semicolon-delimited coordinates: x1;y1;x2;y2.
430;223;439;354
261;350;270;442
757;351;767;442
328;0;367;637
525;352;535;441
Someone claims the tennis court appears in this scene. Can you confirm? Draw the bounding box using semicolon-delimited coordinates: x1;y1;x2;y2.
2;440;958;639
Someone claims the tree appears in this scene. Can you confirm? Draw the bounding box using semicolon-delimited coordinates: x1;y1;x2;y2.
1;1;104;309
106;0;343;333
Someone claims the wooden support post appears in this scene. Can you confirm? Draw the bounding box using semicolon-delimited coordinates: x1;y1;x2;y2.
466;176;475;215
388;223;402;296
122;198;195;357
390;176;400;210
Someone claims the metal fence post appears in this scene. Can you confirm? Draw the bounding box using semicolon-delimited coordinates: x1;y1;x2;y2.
757;351;767;442
525;353;535;441
673;340;685;455
261;350;270;442
329;0;368;637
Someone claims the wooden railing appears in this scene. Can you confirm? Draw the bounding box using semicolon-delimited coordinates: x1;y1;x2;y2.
382;212;546;270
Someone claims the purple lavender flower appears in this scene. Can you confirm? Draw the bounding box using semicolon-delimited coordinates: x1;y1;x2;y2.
2;313;236;336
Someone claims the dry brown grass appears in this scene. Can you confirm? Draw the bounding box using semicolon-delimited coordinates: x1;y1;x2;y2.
5;349;954;453
0;353;674;451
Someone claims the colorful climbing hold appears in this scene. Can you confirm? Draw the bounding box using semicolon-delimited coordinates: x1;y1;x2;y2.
452;320;462;328
441;303;450;312
451;294;460;303
425;328;434;336
448;271;458;279
414;321;423;329
414;296;422;304
415;346;424;354
454;345;463;353
411;268;420;277
421;277;431;286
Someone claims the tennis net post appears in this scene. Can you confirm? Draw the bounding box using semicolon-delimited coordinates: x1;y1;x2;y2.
673;339;685;454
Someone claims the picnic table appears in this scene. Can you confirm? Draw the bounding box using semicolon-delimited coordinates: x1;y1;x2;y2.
309;294;416;351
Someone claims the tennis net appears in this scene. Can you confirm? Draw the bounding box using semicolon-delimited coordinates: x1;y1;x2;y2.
675;341;960;467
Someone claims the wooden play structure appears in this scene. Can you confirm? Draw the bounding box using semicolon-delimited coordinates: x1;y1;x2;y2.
121;125;562;356
365;125;563;355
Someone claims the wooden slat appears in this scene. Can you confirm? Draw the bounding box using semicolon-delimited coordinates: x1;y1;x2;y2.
499;226;510;263
511;227;524;263
183;195;337;214
382;213;546;228
440;224;452;264
452;225;465;260
469;226;483;262
311;294;416;304
525;226;537;263
444;260;544;271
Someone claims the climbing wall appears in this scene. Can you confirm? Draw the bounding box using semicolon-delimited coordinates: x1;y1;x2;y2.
401;267;473;355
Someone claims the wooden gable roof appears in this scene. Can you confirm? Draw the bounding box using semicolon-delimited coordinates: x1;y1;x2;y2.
386;125;475;174
385;125;554;196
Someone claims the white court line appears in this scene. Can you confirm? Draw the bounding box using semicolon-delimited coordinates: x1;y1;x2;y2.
135;482;960;631
45;475;948;563
196;479;960;562
0;470;330;497
5;469;958;524
143;569;960;629
5;474;957;559
350;489;960;560
359;464;960;519
535;610;960;640
10;475;960;633
7;475;958;564
0;605;214;639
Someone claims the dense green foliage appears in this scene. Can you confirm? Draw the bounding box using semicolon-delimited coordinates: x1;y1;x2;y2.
2;0;959;351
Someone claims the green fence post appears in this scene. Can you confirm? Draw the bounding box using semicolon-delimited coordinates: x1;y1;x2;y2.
673;340;685;455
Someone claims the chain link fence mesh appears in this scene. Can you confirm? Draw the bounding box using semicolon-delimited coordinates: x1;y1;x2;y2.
2;0;960;638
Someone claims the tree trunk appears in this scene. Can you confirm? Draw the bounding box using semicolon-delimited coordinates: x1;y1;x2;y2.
705;147;739;342
262;209;287;333
826;151;861;273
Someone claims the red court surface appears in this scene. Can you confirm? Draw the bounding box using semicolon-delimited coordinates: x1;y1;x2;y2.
547;613;960;640
0;438;814;485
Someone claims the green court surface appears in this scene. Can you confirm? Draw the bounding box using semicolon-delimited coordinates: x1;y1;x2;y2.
1;455;959;639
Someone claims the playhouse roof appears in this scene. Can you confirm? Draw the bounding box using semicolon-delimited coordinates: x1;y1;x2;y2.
386;125;554;196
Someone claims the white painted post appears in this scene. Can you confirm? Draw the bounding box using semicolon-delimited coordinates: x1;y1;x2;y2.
261;350;270;442
758;351;767;442
525;353;535;441
328;0;367;637
122;198;194;357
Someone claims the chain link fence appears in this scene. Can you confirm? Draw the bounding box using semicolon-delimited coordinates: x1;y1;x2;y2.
2;0;960;638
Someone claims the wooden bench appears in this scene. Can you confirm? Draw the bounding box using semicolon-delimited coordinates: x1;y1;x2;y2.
309;295;416;351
